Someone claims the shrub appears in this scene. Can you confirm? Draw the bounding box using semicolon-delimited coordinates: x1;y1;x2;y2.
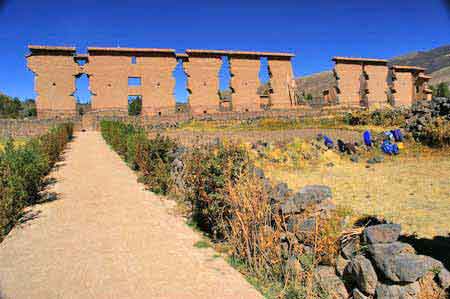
101;120;178;194
181;141;252;238
343;108;408;127
0;122;73;239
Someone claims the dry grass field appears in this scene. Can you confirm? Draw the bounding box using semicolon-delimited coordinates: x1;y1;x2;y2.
154;119;450;239
264;151;450;238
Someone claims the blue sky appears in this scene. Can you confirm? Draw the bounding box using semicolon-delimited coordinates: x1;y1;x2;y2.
0;0;449;103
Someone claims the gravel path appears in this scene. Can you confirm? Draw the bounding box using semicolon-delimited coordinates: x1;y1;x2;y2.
0;131;263;299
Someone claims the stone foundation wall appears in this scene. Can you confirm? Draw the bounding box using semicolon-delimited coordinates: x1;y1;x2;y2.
0;118;81;138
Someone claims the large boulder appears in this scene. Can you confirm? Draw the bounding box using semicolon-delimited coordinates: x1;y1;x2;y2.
363;224;401;244
314;266;348;299
371;250;442;283
280;185;334;215
375;281;420;299
346;255;378;295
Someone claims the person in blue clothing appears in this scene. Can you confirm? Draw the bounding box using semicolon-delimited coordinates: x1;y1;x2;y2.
323;135;334;149
363;130;372;147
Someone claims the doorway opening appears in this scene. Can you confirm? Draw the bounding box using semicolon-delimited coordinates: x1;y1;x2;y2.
74;74;91;116
173;58;189;112
218;56;232;111
258;57;272;109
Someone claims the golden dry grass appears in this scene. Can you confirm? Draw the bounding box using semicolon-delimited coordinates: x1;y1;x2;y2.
264;150;450;238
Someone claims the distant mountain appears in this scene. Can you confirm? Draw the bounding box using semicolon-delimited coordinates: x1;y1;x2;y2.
389;45;450;74
295;45;450;98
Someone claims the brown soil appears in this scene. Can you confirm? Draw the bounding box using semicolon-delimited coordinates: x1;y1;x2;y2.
0;131;263;299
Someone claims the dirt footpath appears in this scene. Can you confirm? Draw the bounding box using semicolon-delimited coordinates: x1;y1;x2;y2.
0;131;263;299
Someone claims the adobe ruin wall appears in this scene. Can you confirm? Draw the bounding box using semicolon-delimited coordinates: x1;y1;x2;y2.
27;46;296;119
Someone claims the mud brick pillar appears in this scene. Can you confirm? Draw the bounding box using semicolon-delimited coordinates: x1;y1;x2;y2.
27;46;79;119
184;50;223;114
267;54;295;109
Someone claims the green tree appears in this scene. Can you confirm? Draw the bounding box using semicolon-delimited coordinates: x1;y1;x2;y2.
435;82;450;98
128;96;142;116
0;93;22;118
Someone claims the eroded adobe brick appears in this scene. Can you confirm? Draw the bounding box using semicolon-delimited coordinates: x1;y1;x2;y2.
27;46;79;118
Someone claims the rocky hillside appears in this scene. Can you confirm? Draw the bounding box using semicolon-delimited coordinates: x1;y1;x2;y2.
296;45;450;98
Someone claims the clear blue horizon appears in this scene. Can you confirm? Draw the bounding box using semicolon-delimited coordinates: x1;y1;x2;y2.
0;0;449;103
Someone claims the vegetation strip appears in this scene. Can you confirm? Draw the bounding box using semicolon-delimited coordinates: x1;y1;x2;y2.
0;123;74;240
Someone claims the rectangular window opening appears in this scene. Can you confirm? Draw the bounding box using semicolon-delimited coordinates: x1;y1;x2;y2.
131;56;137;64
128;77;142;86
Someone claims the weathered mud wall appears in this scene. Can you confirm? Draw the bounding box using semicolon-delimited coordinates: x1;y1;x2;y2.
391;70;415;106
27;46;79;118
364;64;388;107
86;48;178;116
229;55;262;112
268;57;294;109
333;60;363;107
333;57;391;108
184;51;222;114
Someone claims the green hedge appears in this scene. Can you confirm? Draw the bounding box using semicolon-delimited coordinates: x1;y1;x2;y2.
100;120;178;195
0;123;73;238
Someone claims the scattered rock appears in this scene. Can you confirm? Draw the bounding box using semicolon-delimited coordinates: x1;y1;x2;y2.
350;155;359;163
363;223;401;244
286;217;316;241
438;268;450;289
352;288;368;299
346;255;378;295
375;281;420;299
280;185;333;214
315;266;349;299
367;156;384;164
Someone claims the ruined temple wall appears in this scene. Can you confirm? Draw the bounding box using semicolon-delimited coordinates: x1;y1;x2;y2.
184;55;222;114
334;63;363;107
27;54;79;118
392;72;415;106
86;53;177;116
229;56;262;112
85;55;129;112
364;64;388;107
268;58;294;109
